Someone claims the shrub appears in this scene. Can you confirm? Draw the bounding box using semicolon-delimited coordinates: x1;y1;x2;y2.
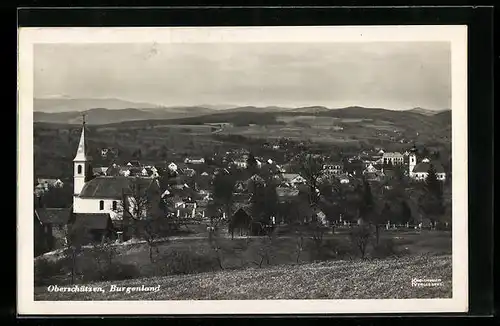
160;250;220;276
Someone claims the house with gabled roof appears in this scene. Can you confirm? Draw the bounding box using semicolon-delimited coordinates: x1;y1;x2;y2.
280;173;306;188
229;205;253;237
37;178;64;190
93;167;108;176
34;207;73;253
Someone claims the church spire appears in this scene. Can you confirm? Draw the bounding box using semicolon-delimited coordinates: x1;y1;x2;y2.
73;114;90;162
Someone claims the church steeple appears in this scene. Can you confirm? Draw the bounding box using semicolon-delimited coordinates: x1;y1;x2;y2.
73;114;90;162
73;114;92;196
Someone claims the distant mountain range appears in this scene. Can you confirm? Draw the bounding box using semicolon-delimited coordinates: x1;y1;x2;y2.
34;98;163;113
406;107;447;116
33;97;450;126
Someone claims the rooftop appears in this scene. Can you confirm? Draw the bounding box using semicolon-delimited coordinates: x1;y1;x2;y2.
78;176;157;199
412;162;445;173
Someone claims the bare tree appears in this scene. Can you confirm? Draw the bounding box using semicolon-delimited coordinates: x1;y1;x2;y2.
62;223;84;284
309;214;327;260
91;239;119;280
205;199;227;269
295;153;325;207
212;172;236;229
349;224;372;259
114;177;167;263
252;225;277;268
295;231;305;264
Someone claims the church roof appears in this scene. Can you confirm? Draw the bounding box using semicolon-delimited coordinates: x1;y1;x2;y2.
73;125;92;162
412;162;445;173
78;176;157;199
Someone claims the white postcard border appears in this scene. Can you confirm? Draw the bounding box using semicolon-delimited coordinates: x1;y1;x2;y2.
17;25;468;315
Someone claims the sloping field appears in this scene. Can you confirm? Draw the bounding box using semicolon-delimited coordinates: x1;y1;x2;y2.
35;254;452;301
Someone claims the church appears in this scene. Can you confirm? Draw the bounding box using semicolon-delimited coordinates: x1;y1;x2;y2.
71;120;162;241
408;150;446;181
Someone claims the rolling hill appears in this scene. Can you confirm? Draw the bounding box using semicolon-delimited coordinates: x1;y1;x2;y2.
32;98;452;136
34;106;217;125
287;106;331;114
407;107;448;116
34;97;163;113
92;105;451;137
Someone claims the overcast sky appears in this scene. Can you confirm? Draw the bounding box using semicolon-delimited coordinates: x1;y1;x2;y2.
34;42;451;110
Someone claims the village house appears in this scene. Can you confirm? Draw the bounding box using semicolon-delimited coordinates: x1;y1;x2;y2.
280;173;307;188
231;159;248;169
93;167;109;176
119;166;131;177
126;160;142;167
141;166;159;178
175;200;197;219
323;163;344;176
167;162;178;172
183;167;196;177
37;178;64;190
233;180;248;193
34;207;73;254
363;163;385;182
34;184;47;197
184;157;205;164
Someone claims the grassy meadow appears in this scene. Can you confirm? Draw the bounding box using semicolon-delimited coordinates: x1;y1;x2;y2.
34;254;452;300
34;227;452;300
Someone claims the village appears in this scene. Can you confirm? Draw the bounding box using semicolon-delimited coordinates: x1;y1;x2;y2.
27;36;460;303
34;119;451;258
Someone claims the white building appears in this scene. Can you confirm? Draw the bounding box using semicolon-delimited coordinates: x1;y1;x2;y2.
37;178;64;190
323;163;343;176
184;157;205;164
232;160;248;169
168;162;178;172
382;152;404;165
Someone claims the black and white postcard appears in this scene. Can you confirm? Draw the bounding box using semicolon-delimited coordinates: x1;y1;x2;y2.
17;26;468;315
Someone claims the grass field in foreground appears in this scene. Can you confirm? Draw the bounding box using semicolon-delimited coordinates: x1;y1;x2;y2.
35;254;452;301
